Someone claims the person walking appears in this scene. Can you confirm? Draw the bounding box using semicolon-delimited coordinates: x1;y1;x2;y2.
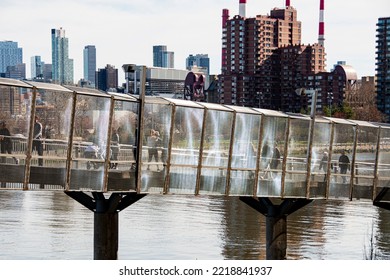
0;121;19;164
270;145;281;178
110;128;120;169
319;150;329;181
147;129;160;171
33;116;43;166
338;150;350;183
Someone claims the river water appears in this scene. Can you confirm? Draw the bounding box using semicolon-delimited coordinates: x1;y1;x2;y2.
0;191;389;260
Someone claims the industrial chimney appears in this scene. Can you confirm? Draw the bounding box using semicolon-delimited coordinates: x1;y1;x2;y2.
318;0;325;46
221;9;229;71
239;0;246;18
222;8;229;28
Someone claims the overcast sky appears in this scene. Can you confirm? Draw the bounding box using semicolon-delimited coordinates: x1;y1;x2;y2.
1;0;389;83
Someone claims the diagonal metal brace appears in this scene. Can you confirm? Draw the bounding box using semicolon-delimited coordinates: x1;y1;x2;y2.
65;191;96;211
239;197;270;215
117;193;147;212
373;188;390;211
239;197;313;217
65;191;147;213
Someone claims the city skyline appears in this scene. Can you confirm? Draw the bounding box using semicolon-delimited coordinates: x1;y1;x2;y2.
1;0;388;83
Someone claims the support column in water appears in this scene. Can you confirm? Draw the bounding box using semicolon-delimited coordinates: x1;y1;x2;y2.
65;191;147;260
240;197;312;260
94;195;119;260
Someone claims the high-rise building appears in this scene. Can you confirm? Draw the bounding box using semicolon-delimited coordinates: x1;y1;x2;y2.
277;44;327;112
153;45;174;68
376;17;390;119
83;45;96;87
219;4;303;108
31;56;44;80
4;64;26;80
186;54;210;76
153;45;166;67
51;28;74;84
125;65;188;97
96;64;118;91
42;64;52;82
0;86;23;117
0;41;23;74
218;2;331;112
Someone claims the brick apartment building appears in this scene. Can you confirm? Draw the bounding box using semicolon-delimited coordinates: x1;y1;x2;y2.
218;3;347;114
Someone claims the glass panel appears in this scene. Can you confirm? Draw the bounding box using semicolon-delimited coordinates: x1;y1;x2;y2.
199;168;227;195
283;118;309;197
69;94;111;191
199;109;233;195
352;125;379;200
141;102;172;193
229;170;255;195
257;116;287;197
0;85;29;189
29;88;73;190
309;121;332;198
168;106;204;193
171;106;203;165
106;99;138;192
230;113;261;196
329;124;355;199
377;128;390;202
231;113;260;169
167;166;198;194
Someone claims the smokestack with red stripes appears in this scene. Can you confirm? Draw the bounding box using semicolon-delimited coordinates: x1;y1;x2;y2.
221;9;229;71
222;8;229;28
239;0;246;18
318;0;325;47
286;0;291;7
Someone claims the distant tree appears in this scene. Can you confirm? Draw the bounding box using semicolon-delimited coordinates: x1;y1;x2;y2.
344;78;387;122
333;103;354;119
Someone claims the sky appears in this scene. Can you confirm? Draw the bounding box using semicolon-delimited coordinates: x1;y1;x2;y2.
1;0;389;84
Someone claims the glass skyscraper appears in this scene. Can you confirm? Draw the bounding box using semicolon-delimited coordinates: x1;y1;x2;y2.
186;54;210;75
31;56;43;79
0;41;23;74
83;45;96;87
51;28;74;84
153;45;174;68
376;17;390;119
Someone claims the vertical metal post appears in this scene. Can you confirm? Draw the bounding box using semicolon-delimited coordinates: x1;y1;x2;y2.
349;124;358;200
163;104;176;194
325;122;335;199
225;111;237;195
65;92;77;191
195;108;208;195
134;70;137;95
103;96;115;192
372;126;382;199
281;118;291;197
136;66;147;193
306;90;317;198
24;87;38;190
254;115;265;196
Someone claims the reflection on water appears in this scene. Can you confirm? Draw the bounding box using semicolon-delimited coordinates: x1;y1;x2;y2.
0;191;389;260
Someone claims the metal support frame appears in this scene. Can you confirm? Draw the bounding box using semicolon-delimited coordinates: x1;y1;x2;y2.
373;188;390;211
240;196;312;260
65;191;147;259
